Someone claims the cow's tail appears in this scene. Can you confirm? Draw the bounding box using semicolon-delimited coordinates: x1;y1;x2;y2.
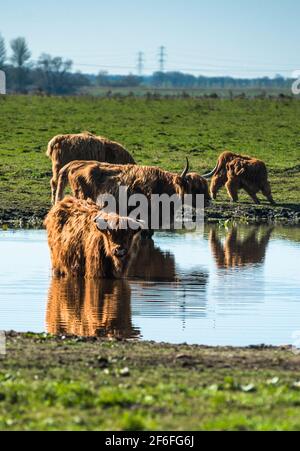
46;137;57;159
55;166;69;204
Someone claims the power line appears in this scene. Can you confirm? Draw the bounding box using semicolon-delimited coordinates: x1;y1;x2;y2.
158;46;166;72
49;49;297;68
137;51;144;76
29;56;294;76
71;61;293;75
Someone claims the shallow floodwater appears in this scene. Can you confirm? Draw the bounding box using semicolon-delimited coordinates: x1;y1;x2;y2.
0;226;299;346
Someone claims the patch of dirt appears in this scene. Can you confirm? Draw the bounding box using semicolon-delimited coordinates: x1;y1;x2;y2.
4;333;300;373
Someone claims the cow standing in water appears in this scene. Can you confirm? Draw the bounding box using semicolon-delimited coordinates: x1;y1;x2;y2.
44;196;143;279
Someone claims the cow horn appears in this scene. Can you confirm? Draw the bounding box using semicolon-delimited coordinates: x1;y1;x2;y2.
180;158;190;179
202;165;218;179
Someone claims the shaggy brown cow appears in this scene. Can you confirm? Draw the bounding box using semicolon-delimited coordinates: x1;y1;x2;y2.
44;196;143;279
47;277;139;338
225;157;275;204
46;132;135;204
203;151;275;204
54;159;211;221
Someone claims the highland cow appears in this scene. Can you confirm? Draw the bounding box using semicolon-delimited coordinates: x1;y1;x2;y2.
226;157;275;204
54;159;211;228
203;151;275;204
44;196;143;279
46;132;135;204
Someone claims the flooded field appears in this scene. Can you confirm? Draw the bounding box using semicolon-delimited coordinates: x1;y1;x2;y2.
0;226;299;346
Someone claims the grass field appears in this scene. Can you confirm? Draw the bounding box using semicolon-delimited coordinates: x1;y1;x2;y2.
0;95;299;223
0;97;300;431
2;334;300;431
84;86;293;99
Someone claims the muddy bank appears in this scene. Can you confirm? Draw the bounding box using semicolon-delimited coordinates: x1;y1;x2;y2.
206;203;300;225
0;206;48;229
0;203;299;229
5;332;299;370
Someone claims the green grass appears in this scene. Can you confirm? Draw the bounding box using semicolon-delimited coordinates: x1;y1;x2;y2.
2;335;300;431
84;86;293;99
0;95;299;219
0;97;299;431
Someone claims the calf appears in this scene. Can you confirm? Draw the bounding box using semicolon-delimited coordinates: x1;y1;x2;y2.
226;157;275;204
203;151;275;204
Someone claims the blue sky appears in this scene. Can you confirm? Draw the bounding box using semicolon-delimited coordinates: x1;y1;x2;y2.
1;0;299;77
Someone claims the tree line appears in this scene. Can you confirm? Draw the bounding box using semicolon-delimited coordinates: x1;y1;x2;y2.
97;71;292;90
0;33;293;95
0;34;89;94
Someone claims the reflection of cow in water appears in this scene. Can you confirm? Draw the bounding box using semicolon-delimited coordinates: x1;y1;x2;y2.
209;226;273;268
46;239;179;338
46;237;210;338
46;277;139;339
128;238;177;282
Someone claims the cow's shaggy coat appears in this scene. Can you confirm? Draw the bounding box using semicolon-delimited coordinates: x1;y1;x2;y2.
204;151;275;204
44;196;142;279
54;160;211;210
225;157;275;204
47;132;135;203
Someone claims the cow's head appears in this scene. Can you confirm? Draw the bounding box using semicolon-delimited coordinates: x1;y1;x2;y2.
94;213;144;273
184;172;211;208
210;169;228;200
177;159;211;207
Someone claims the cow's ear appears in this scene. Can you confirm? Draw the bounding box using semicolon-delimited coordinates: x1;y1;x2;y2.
94;214;108;231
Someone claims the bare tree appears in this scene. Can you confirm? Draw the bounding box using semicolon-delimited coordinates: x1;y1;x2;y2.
37;53;73;94
10;37;31;67
0;33;6;69
10;37;31;91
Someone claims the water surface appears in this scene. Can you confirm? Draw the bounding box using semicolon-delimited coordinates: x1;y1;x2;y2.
0;226;299;346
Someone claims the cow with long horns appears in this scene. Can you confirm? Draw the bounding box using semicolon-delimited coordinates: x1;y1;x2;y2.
54;159;210;229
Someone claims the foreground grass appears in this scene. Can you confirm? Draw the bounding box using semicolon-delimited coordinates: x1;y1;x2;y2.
1;334;300;431
0;95;299;222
